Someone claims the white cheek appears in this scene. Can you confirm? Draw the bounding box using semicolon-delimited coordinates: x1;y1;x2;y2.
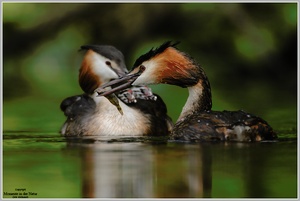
132;74;155;85
132;60;158;85
91;53;118;82
97;67;118;82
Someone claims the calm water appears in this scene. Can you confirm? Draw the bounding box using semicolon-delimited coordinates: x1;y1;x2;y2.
2;132;297;198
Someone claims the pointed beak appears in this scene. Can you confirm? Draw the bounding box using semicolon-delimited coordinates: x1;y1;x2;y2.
113;67;127;78
95;66;144;97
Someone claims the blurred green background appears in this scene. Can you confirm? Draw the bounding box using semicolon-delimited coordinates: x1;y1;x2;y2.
3;3;297;135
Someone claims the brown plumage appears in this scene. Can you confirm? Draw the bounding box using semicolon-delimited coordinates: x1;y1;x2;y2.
172;110;276;142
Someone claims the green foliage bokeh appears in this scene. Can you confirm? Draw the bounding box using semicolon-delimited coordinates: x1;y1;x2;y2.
2;3;297;134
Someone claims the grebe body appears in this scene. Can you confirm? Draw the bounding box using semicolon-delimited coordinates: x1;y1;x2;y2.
173;110;275;142
60;45;172;137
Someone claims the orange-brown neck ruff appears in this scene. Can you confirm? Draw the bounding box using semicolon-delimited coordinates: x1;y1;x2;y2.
79;50;102;94
154;47;200;87
155;47;212;117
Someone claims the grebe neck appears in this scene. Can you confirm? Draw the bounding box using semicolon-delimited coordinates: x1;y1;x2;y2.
177;78;212;122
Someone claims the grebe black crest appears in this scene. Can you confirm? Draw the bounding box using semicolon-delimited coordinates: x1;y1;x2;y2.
97;41;277;142
60;44;172;137
133;41;180;68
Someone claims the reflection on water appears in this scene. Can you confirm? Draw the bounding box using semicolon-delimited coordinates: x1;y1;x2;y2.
65;141;212;198
78;143;155;198
3;133;298;198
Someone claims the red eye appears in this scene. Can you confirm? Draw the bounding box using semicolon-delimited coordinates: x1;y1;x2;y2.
106;61;111;66
140;65;146;72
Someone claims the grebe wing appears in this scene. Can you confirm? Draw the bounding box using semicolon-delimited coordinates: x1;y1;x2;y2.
129;93;173;136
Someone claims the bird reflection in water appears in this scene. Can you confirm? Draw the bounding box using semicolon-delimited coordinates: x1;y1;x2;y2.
65;140;212;198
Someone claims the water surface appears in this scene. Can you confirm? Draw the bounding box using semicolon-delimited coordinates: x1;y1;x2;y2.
3;132;297;198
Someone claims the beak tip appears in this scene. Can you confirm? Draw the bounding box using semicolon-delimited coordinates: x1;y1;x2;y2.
93;71;142;97
94;88;105;97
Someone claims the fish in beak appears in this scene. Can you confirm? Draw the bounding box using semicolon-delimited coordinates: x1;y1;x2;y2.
94;66;145;114
95;66;145;97
94;75;135;115
105;93;124;115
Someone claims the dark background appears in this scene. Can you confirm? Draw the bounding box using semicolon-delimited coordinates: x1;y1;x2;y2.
2;3;297;133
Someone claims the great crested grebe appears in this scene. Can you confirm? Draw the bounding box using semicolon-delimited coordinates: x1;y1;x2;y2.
60;44;172;137
97;42;277;142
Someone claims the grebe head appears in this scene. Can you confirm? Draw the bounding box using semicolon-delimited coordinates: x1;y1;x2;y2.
97;41;211;97
129;41;202;87
79;45;128;94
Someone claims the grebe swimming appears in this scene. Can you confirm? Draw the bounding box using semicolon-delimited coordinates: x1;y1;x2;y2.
60;45;172;137
97;42;277;142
